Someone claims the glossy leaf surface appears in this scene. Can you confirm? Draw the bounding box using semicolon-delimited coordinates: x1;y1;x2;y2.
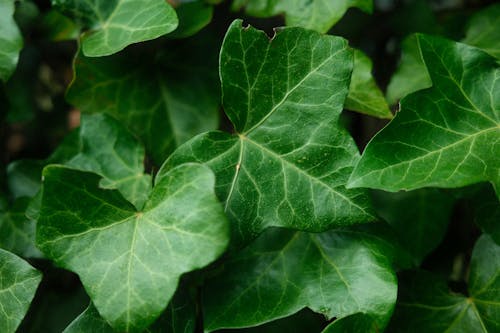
159;20;374;244
231;0;372;33
349;35;500;194
0;249;42;333
37;165;229;332
388;235;500;332
0;0;23;81
52;0;178;56
203;227;396;331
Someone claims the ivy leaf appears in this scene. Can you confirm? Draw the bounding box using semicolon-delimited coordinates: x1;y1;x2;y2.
372;188;455;266
0;248;42;333
159;20;374;244
202;227;397;331
67;34;220;164
462;3;500;59
52;0;178;57
168;1;213;39
65;113;152;209
0;197;42;258
0;0;23;81
385;35;431;106
348;35;500;196
36;164;229;332
231;0;373;33
387;235;500;332
323;313;378;333
345;49;393;119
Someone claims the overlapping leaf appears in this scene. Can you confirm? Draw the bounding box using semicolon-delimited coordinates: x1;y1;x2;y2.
37;164;229;332
349;35;500;196
388;235;500;332
0;249;42;333
52;0;178;56
159;20;374;245
463;3;500;59
231;0;373;33
0;0;23;82
202;227;397;331
345;49;393;119
67;34;220;164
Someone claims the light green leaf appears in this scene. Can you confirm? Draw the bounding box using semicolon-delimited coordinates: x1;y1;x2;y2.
463;3;500;59
349;35;500;194
52;0;178;57
372;188;455;266
37;164;228;332
159;20;374;245
203;227;397;331
0;0;23;82
232;0;372;33
0;248;42;333
323;313;377;333
0;197;42;258
67;34;220;164
345;49;393;119
66;113;152;209
385;34;432;106
387;235;500;332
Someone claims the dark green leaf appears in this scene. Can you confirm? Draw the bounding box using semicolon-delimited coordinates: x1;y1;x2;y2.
52;0;178;57
41;10;80;41
37;164;228;332
463;3;500;59
388;235;499;332
0;248;42;333
231;0;373;33
169;1;213;39
372;188;455;266
323;313;377;333
159;20;374;245
349;35;500;196
345;49;393;119
203;227;396;331
67;34;220;164
0;197;42;258
0;0;23;82
7;160;44;199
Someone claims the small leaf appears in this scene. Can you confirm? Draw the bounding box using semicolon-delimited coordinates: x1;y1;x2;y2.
463;3;500;59
160;20;374;245
203;227;396;331
169;1;213;39
67;34;220;164
0;0;23;82
388;235;500;332
323;313;378;333
349;35;500;195
52;0;178;57
385;34;432;106
37;164;228;332
232;0;373;33
0;248;42;333
0;197;42;258
345;49;393;119
372;188;455;266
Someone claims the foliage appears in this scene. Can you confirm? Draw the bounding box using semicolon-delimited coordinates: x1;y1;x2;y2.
0;0;498;332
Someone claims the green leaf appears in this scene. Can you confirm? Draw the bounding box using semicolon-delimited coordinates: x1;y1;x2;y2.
159;20;374;245
7;160;44;199
232;0;373;33
41;10;80;41
385;34;432;105
66;113;152;209
345;49;393;119
349;34;500;194
0;197;42;258
168;1;213;39
0;0;23;82
37;164;228;332
52;0;178;57
372;188;455;266
67;34;220;164
387;235;500;332
0;248;42;333
64;287;195;333
202;227;397;331
463;3;500;59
